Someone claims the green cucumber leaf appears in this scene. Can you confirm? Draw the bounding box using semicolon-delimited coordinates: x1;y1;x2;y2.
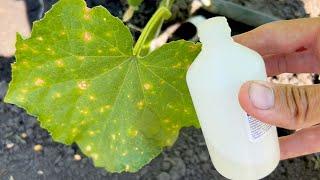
5;0;201;172
128;0;144;7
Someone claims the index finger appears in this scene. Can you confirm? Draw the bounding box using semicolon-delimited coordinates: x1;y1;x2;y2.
233;18;320;56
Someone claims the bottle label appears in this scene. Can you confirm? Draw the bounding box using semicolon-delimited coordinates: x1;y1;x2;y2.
246;114;272;142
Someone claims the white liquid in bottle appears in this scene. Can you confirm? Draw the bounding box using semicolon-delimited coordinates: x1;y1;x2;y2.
186;17;280;180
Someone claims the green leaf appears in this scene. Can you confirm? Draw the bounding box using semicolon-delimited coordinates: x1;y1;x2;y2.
128;0;144;7
5;0;201;172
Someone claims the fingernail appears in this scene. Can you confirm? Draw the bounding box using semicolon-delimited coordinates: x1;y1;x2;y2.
249;82;274;110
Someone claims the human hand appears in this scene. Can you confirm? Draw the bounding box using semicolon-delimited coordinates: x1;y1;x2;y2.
233;18;320;160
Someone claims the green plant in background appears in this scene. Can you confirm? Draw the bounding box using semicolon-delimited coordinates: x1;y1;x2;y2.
124;0;175;22
123;0;146;22
5;0;201;172
128;0;144;7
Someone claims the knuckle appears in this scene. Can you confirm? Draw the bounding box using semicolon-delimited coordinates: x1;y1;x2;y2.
285;86;309;129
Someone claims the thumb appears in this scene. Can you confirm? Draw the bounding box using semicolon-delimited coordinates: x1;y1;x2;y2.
238;81;320;130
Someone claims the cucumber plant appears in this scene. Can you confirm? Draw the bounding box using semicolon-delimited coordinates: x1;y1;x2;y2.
5;0;201;172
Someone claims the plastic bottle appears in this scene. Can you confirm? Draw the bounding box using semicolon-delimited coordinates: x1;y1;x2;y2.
186;17;280;179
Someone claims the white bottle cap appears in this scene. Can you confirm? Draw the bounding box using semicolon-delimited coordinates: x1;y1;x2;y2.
197;17;232;45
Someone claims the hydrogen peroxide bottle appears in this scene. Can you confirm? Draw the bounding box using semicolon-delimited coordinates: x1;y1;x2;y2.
186;17;280;179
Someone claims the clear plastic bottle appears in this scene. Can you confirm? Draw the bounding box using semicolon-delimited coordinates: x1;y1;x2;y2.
186;17;280;179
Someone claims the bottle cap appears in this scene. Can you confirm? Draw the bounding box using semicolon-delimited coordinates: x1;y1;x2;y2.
197;17;232;45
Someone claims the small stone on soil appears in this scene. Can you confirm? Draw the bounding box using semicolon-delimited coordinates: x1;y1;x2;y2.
37;170;44;175
33;144;43;152
74;154;81;161
20;132;27;138
6;143;14;149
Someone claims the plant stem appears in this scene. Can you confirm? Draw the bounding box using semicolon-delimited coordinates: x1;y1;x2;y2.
123;6;136;22
160;0;175;9
133;7;171;57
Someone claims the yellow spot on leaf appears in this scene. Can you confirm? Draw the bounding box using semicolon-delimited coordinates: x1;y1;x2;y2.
89;131;95;136
125;165;130;171
53;93;61;98
85;145;92;152
55;59;64;67
106;32;112;37
77;56;85;61
173;124;179;129
20;43;28;50
35;78;45;86
189;45;199;52
105;105;111;109
167;104;174;109
98;49;102;53
31;49;39;54
135;147;139;150
166;139;173;145
83;32;92;42
89;95;96;101
109;47;117;52
21;89;28;94
18;96;25;102
164;119;170;123
122;151;128;156
72;128;78;133
111;134;116;140
92;153;98;160
60;31;66;36
36;37;43;41
128;129;138;137
78;81;88;90
172;62;182;68
143;83;152;90
84;8;91;20
80;109;89;115
136;100;144;110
